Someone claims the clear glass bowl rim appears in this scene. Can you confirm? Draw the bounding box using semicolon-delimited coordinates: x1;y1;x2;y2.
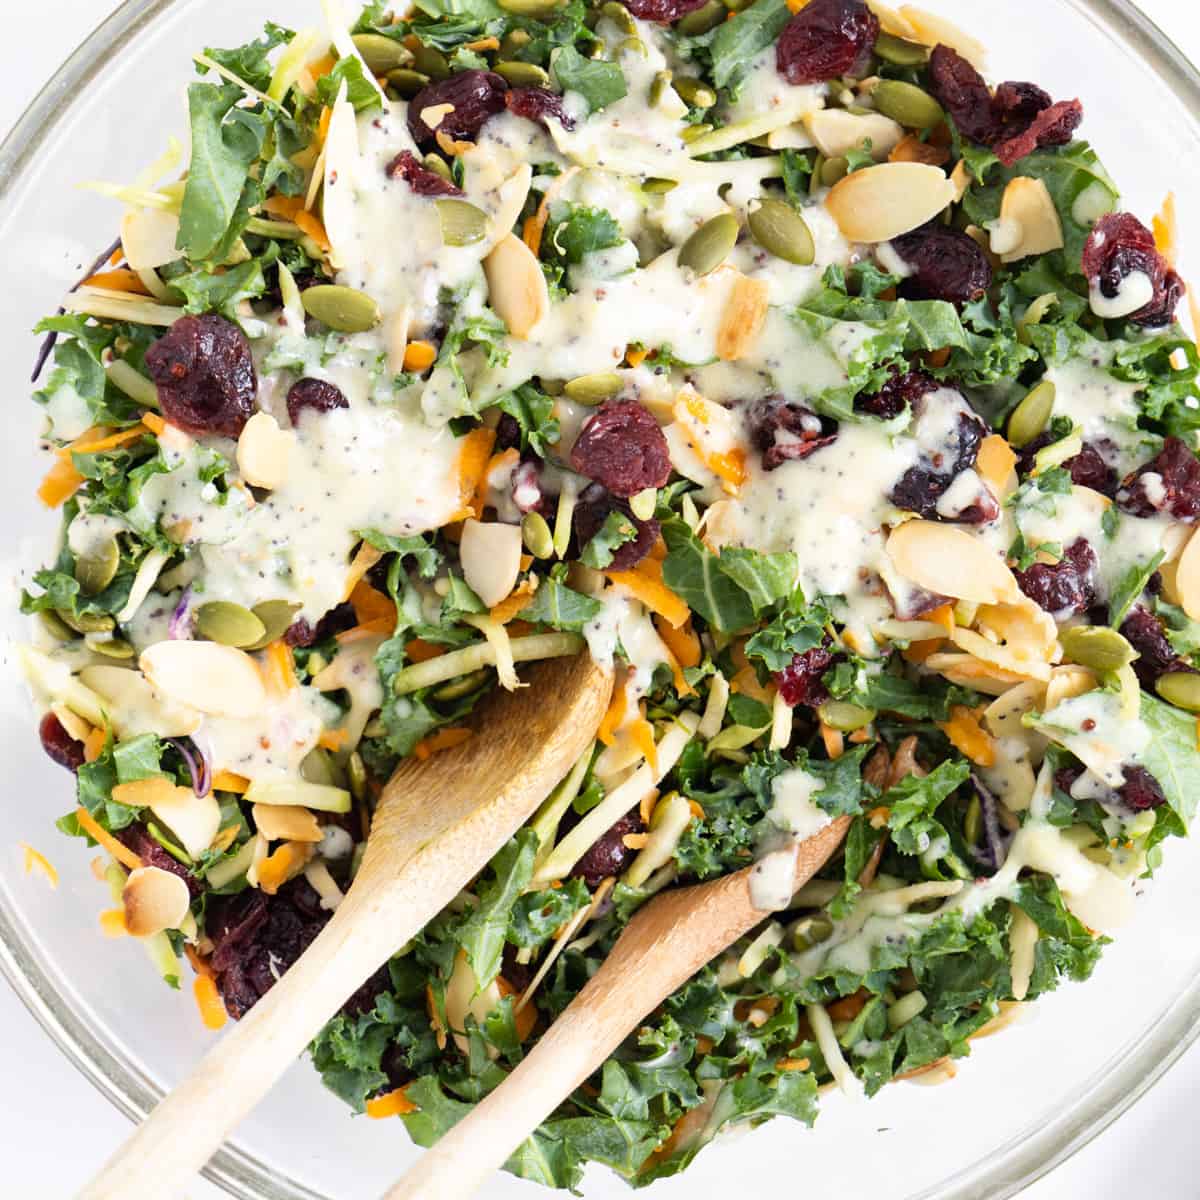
3;2;1200;1197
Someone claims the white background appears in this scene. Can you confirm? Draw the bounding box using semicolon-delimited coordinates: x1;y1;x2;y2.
1;2;1198;1197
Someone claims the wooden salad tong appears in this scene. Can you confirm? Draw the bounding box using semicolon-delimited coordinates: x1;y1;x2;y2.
391;816;850;1200
80;652;613;1200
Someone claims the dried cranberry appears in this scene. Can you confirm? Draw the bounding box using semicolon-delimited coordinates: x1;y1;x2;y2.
407;71;508;145
39;712;84;772
1015;538;1097;617
145;315;257;438
623;0;707;19
1119;765;1166;812
1065;442;1118;497
385;149;463;197
890;224;993;306
992;98;1083;166
890;400;995;523
889;584;951;620
928;44;997;143
504;87;576;131
854;369;938;420
1082;213;1184;329
747;397;837;471
775;644;834;707
495;413;523;452
775;0;879;85
569;399;671;498
992;80;1053;126
118;824;202;898
286;378;349;426
570;809;644;887
284;601;358;648
1120;605;1192;689
572;484;658;570
1117;437;1200;522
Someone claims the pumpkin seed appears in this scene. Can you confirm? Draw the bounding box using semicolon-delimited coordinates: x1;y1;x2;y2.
791;913;834;951
437;199;489;247
564;371;624;404
588;39;607;59
678;212;738;276
874;31;931;66
432;667;493;701
617;35;648;58
809;152;826;196
60;609;115;635
410;45;449;81
871;80;945;130
301;746;347;788
351;32;412;74
1156;671;1200;713
648;69;673;107
38;610;78;642
422;152;453;182
74;537;120;597
643;177;678;194
500;0;566;14
675;0;725;34
1007;380;1056;448
245;600;301;651
673;76;717;109
195;601;267;649
747;198;815;265
820;155;850;186
680;123;715;144
495;60;551;87
816;700;875;731
963;793;982;847
387;68;431;97
1058;625;1135;673
600;1;637;32
302;284;381;333
522;512;555;560
90;637;135;660
629;488;657;520
347;751;368;802
499;29;532;56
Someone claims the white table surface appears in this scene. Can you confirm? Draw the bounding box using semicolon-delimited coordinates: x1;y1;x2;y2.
3;2;1199;1197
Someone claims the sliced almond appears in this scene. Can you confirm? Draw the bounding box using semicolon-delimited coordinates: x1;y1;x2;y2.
716;273;769;362
51;702;93;743
1175;524;1200;620
950;160;970;203
924;652;1029;695
975;600;1059;661
78;664;202;738
252;802;323;843
983;680;1047;738
886;520;1019;605
149;784;222;859
460;519;524;608
486;163;534;255
1045;664;1098;711
237;411;295;490
121;207;181;271
996;177;1064;263
949;627;1053;682
867;0;918;38
803;110;904;161
975;434;1018;497
122;866;190;937
825;163;956;244
484;234;549;340
386;304;413;376
139;641;266;719
898;5;987;68
420;103;455;131
444;949;503;1056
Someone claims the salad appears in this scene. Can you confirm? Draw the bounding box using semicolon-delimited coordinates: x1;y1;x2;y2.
18;0;1200;1188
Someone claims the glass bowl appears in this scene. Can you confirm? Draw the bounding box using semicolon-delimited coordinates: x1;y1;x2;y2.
2;1;1199;1197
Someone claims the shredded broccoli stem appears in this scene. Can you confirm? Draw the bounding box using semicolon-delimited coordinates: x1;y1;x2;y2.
390;632;585;695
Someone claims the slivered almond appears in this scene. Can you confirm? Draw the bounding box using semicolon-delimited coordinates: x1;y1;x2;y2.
460;519;523;608
825;163;956;244
122;866;190;937
237;411;294;490
484;234;548;340
803;110;904;161
716;274;769;362
996;177;1063;263
140;641;266;718
866;0;918;38
898;6;987;68
886;520;1019;605
149;785;222;859
121;207;182;271
252;803;323;843
1175;525;1200;620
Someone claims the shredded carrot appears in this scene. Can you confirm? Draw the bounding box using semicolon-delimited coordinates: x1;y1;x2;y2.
597;682;628;746
336;618;393;645
37;456;85;507
1153;192;1178;266
786;0;808;11
455;426;497;516
490;579;536;625
81;268;152;295
629;710;658;771
75;808;142;872
606;557;689;628
209;826;238;854
937;704;996;767
263;193;305;221
673;390;747;492
20;843;58;888
406;638;446;664
412;727;472;761
212;770;250;794
663;648;694;699
867;805;891;829
112;777;176;809
926;604;955;633
1189;288;1200;355
310;53;336;81
341;542;384;603
293;209;331;251
625;346;649;368
184;943;213;977
622;832;649;850
257;842;304;895
924;347;952;369
848;727;871;743
99;908;129;937
63;424;150;459
83;728;107;763
647;536;667;562
826;989;868;1022
262;640;298;695
777;1056;811;1071
141;411;166;436
639;790;658;826
497;976;537;1041
654;615;701;669
193;974;228;1031
522;166;579;257
365;1086;418;1119
349;578;397;627
465;35;501;50
403;340;437;372
820;722;844;760
318;728;350;752
975;433;1017;494
520;554;533;571
902;638;943;664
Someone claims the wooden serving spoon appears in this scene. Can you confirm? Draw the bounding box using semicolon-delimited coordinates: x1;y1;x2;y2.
80;651;613;1200
391;815;851;1200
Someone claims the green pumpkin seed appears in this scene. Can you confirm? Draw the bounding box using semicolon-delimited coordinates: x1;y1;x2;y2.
588;38;607;59
629;488;657;521
1156;671;1200;713
963;793;982;847
301;746;347;787
351;32;413;74
522;512;555;560
499;29;532;56
678;212;738;276
871;79;945;130
495;60;551;87
791;913;834;951
74;537;120;597
723;0;754;11
195;601;267;649
1059;625;1135;673
244;600;302;651
643;177;678;194
564;371;624;405
302;285;381;334
617;35;648;58
410;45;449;81
816;700;875;731
1007;380;1056;448
680;123;715;144
60;609;115;635
436;199;489;247
600;1;637;32
89;637;135;660
675;0;726;34
648;69;673;106
874;31;931;66
499;0;566;15
387;68;431;97
432;667;492;701
38;609;78;642
820;155;849;186
422;152;453;182
809;152;826;196
347;751;368;802
748;198;815;266
673;77;717;109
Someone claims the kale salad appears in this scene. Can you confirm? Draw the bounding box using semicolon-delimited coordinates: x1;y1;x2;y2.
19;0;1200;1188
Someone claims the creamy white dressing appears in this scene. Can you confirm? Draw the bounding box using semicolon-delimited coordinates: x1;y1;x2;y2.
583;585;671;694
1089;271;1154;320
1033;690;1149;786
768;765;832;839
